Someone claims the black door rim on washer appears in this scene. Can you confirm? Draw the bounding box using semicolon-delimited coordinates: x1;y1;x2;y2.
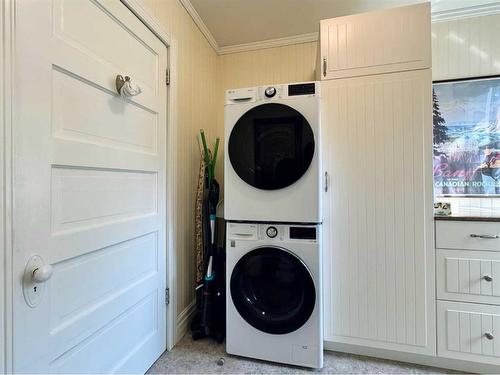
230;247;316;335
228;103;315;190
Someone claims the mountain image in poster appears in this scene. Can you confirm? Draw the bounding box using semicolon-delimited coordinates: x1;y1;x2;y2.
433;77;500;196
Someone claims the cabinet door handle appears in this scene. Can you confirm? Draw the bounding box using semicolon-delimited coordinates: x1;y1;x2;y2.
483;275;493;282
485;332;494;340
470;234;499;239
324;171;329;192
322;57;327;77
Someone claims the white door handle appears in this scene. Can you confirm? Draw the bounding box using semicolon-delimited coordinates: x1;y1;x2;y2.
23;255;53;307
116;75;142;98
32;264;53;283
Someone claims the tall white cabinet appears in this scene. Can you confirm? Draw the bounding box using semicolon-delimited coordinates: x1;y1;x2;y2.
322;70;435;355
320;3;435;357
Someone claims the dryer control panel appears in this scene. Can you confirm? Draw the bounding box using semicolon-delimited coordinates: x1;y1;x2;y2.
225;81;320;105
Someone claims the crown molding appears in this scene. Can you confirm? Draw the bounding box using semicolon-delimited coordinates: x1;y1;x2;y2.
178;0;318;55
218;32;319;55
431;2;500;22
178;0;219;52
180;0;500;55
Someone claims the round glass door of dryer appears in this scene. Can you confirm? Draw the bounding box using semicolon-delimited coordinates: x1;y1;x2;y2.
228;103;315;190
230;247;316;335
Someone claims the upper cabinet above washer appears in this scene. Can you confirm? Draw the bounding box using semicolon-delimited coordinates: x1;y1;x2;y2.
318;3;431;80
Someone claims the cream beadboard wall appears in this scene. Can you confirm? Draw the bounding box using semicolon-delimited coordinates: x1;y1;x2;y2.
138;0;221;339
432;12;500;217
216;42;317;89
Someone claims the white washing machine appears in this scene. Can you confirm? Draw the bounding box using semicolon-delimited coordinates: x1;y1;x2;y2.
224;82;321;223
226;222;323;369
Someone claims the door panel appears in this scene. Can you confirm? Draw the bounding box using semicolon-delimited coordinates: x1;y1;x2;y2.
51;167;157;233
54;0;158;90
14;0;167;372
49;292;158;373
322;70;435;355
49;233;158;330
52;68;158;155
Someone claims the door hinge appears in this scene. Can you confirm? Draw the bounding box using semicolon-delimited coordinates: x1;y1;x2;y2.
165;288;170;305
166;68;171;86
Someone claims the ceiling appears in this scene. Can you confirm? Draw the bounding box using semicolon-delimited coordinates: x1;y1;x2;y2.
188;0;500;47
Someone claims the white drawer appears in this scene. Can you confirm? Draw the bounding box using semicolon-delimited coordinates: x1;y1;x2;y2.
437;249;500;305
436;221;500;251
437;301;500;366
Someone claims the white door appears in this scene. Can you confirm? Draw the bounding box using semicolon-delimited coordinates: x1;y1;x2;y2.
13;0;167;372
321;70;435;355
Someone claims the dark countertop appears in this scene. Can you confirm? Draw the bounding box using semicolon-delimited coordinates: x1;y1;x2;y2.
435;215;500;222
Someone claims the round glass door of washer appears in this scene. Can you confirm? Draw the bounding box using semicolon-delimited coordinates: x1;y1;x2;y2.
230;247;316;335
228;103;315;190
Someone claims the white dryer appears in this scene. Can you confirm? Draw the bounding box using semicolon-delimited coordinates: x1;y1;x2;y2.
226;222;323;369
224;82;321;223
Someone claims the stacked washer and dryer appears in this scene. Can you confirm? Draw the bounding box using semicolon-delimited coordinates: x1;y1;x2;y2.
224;82;323;369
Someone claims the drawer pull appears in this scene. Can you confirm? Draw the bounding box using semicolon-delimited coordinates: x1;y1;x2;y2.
483;275;493;282
470;234;500;239
485;332;494;340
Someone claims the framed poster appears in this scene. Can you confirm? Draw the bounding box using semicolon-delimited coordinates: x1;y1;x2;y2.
433;76;500;196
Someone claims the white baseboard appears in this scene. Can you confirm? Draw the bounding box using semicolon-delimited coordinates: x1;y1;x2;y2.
325;341;500;374
175;300;196;344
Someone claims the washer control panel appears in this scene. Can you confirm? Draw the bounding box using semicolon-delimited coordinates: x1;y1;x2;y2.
227;223;318;243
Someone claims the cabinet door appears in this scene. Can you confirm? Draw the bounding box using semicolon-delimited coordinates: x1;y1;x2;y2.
319;3;431;80
437;301;500;366
437;249;500;305
322;69;435;355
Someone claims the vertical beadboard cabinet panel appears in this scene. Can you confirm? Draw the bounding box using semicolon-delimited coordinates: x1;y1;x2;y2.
319;3;431;80
437;301;500;365
436;249;500;305
432;13;500;81
322;69;435;355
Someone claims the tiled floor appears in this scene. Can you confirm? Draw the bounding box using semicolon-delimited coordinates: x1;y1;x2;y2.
148;334;454;374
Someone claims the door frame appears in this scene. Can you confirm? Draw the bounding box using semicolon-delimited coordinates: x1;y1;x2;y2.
0;0;178;371
120;0;178;354
1;1;14;372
